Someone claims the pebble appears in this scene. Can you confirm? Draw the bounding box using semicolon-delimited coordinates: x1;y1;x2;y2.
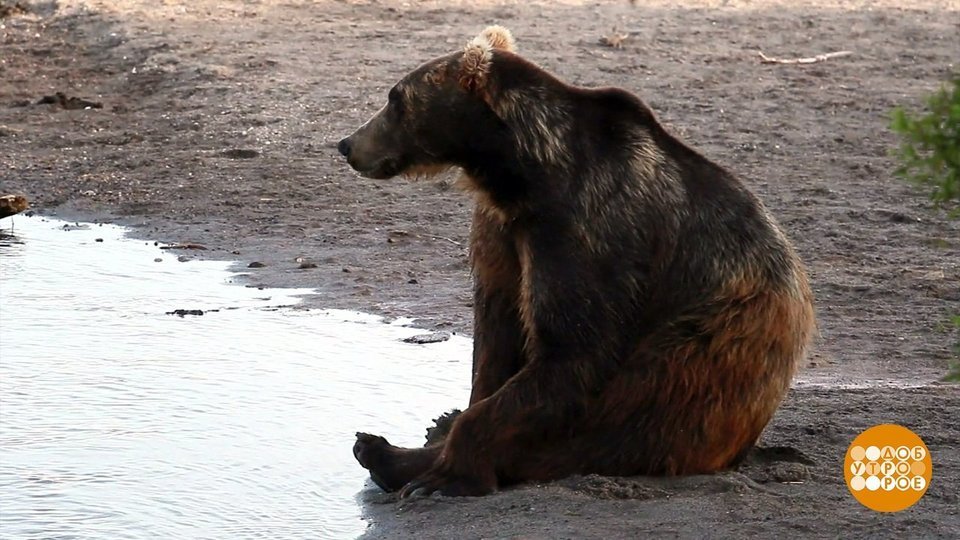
402;332;451;345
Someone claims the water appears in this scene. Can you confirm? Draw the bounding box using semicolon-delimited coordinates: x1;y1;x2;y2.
0;216;473;539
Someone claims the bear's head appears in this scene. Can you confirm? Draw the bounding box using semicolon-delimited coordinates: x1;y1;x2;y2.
337;26;519;180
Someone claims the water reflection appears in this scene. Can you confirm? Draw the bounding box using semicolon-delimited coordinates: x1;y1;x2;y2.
0;216;472;539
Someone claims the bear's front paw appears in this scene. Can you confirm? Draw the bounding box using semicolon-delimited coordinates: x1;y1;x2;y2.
399;468;495;498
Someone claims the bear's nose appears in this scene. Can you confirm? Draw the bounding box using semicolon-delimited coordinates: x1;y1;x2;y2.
337;138;352;157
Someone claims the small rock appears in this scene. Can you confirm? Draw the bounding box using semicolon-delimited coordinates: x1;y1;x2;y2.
167;309;204;317
888;212;914;223
408;278;419;284
220;149;259;159
37;92;103;110
248;261;266;268
94;238;103;242
177;255;190;262
154;257;163;263
160;243;207;250
299;262;318;269
402;332;451;345
387;230;411;244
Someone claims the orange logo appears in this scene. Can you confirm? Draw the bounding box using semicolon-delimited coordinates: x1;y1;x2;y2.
844;424;932;512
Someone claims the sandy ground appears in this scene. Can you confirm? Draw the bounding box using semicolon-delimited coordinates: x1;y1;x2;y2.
1;0;959;537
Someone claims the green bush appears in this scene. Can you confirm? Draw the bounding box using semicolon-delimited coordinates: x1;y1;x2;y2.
945;314;960;383
890;76;960;382
890;76;960;212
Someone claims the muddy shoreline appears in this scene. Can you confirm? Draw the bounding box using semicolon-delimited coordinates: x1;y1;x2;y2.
2;1;958;538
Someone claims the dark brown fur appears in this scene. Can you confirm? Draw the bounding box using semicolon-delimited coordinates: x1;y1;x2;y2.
339;26;815;497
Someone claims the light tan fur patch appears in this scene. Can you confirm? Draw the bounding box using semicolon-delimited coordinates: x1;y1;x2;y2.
459;26;516;92
515;236;539;357
401;163;453;180
459;40;493;92
496;87;572;167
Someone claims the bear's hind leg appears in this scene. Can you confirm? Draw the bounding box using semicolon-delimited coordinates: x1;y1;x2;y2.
353;433;441;492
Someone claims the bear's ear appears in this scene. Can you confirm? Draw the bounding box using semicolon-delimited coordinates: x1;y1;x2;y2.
458;26;516;94
478;25;516;53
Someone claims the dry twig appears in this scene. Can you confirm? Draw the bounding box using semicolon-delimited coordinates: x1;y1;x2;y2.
427;234;462;247
758;50;853;65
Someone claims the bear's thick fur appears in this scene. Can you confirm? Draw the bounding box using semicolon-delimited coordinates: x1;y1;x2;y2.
340;26;815;497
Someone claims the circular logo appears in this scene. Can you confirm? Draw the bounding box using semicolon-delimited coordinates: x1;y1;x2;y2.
844;424;932;512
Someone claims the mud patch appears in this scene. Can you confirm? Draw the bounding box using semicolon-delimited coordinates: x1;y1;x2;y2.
738;446;815;484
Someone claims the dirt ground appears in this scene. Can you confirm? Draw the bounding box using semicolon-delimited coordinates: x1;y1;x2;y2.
2;0;958;538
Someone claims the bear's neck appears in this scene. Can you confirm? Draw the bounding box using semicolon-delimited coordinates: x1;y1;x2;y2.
456;77;576;216
459;141;534;217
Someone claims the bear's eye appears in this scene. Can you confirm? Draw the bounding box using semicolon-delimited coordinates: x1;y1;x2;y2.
388;87;404;116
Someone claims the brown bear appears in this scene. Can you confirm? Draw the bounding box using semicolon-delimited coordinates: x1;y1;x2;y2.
338;26;815;497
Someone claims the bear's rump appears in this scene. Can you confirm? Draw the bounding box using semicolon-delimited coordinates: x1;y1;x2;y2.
500;286;809;480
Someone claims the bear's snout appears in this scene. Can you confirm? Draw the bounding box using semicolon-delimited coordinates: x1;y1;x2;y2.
337;138;352;158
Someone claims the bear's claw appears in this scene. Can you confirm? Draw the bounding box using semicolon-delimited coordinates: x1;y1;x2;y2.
399;470;494;498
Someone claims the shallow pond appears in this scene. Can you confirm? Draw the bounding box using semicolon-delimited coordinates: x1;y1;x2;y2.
0;216;472;539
